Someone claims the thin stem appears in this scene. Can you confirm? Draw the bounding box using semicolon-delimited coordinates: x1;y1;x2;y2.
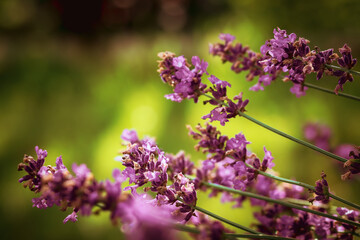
174;224;297;240
303;82;360;101
224;233;296;240
330;194;360;210
244;163;360;211
283;198;313;206
325;64;360;76
197;180;360;228
244;163;315;190
238;111;348;163
173;224;200;234
203;93;349;163
186;203;260;234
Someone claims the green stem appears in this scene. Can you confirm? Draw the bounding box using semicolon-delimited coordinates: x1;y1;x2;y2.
325;64;360;76
244;163;360;211
224;233;296;240
203;93;350;164
174;224;297;240
187;203;260;234
238;111;348;163
197;181;360;228
173;224;200;234
303;82;360;101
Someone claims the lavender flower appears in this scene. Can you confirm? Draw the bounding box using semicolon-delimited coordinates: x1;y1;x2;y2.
210;28;357;96
313;171;330;204
157;52;208;103
334;44;357;94
119;129;197;222
342;147;360;180
158;51;249;126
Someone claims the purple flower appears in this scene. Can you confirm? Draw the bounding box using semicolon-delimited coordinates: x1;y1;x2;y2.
303;122;331;151
227;133;250;149
290;83;307;97
261;147;275;171
261;27;297;61
158;53;208;103
219;33;235;44
72;163;91;180
334;44;357;94
173;55;186;69
208;75;231;88
121;129;139;143
192;56;209;75
202;107;229;126
35;145;48;160
164;93;183;102
313;172;329;204
167;151;194;179
63;211;78;224
224;93;249;119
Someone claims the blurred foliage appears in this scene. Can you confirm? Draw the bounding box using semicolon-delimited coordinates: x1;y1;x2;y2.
1;0;360;239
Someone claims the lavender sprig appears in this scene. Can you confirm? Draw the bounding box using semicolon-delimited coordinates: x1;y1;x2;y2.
210;28;360;100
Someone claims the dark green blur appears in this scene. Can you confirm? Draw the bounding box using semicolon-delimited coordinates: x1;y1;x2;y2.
1;0;360;239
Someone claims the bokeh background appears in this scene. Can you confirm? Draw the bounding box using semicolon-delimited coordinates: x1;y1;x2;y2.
1;0;360;239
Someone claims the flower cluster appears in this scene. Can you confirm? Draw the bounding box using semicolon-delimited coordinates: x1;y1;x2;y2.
210;27;357;96
17;146;182;240
157;51;208;103
312;172;330;204
188;123;289;205
119;129;197;222
158;52;249;126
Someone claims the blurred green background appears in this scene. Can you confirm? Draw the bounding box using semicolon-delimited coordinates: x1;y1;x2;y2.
1;0;360;239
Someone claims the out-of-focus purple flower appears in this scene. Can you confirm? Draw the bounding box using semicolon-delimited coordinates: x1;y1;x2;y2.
334;144;358;159
208;75;231;88
173;55;186;69
192;56;209;75
219;33;235;44
303;122;331;152
72;163;91;180
18;146;47;192
261;147;275;171
63;211;78;223
276;215;295;237
290;83;308;97
167;151;194;179
120;197;178;240
121;129;139;144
